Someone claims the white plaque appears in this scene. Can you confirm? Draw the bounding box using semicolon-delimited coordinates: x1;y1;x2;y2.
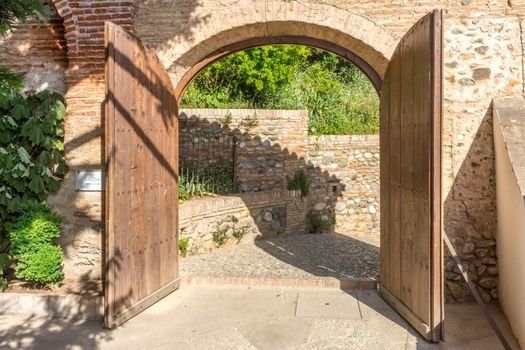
75;171;105;191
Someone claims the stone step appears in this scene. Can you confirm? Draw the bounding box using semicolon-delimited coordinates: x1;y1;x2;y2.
0;292;103;320
181;274;377;290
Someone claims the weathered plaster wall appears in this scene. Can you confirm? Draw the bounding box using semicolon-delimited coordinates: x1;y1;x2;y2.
493;95;525;347
1;1;524;301
0;5;67;93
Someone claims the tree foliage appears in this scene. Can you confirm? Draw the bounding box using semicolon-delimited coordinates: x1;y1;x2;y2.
181;45;379;135
0;0;46;36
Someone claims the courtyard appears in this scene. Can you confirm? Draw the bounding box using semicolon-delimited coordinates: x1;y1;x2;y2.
0;283;518;349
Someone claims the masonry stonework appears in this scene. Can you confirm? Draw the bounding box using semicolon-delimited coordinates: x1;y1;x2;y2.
2;0;525;302
306;135;380;240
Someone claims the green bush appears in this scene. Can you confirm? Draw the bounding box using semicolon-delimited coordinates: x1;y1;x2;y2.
181;45;379;135
5;202;64;283
14;245;63;283
287;169;310;197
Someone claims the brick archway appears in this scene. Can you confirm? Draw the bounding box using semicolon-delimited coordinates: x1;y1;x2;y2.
135;1;398;98
173;36;383;100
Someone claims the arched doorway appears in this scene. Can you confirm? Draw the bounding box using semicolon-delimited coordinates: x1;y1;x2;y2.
104;9;443;342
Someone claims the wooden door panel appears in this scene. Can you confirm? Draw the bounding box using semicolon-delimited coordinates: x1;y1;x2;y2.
105;22;180;328
379;10;443;342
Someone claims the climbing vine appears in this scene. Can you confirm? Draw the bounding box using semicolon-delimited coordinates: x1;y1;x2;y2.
0;69;68;222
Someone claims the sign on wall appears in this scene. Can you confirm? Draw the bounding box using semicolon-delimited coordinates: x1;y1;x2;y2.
75;171;105;191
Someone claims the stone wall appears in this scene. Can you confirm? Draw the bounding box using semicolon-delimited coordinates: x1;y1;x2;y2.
179;109;308;193
1;0;525;300
306;136;380;240
179;190;306;254
179;109;381;239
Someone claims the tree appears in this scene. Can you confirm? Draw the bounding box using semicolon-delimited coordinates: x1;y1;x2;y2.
181;45;380;135
0;0;46;36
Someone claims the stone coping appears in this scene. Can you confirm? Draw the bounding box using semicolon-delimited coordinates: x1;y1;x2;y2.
0;292;103;320
493;95;525;204
179;190;301;223
307;134;380;143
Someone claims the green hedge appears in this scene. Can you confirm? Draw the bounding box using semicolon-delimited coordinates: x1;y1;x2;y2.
5;202;64;283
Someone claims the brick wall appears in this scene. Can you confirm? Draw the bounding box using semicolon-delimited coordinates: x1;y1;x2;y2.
0;4;67;93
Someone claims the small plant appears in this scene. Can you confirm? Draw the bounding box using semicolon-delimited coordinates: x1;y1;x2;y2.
179;237;189;257
308;211;334;233
212;227;229;247
6;201;64;283
219;111;233;128
0;254;8;291
240;111;259;132
287;169;310;197
230;215;249;242
232;227;249;242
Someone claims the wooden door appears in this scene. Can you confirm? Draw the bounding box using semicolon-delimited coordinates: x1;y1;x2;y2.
104;22;180;328
379;10;443;341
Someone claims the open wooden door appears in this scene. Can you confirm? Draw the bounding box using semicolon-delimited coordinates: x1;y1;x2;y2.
104;22;180;328
379;10;443;341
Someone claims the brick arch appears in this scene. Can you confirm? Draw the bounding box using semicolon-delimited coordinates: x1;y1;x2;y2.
51;0;78;54
152;1;398;99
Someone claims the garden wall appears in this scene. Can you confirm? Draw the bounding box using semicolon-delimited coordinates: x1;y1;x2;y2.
179;109;380;239
179;190;306;254
306;135;380;239
179;109;308;192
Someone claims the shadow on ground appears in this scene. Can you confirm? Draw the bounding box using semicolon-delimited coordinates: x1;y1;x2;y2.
254;232;379;280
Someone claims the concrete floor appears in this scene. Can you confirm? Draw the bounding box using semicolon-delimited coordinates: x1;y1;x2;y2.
0;285;520;350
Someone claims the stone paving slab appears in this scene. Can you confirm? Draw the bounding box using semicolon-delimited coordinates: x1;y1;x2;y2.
0;285;519;349
180;233;380;287
295;290;361;319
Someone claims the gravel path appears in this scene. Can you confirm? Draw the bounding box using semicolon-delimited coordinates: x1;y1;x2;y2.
180;233;380;281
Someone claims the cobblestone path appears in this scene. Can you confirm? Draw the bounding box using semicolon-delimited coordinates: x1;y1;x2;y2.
180;233;380;286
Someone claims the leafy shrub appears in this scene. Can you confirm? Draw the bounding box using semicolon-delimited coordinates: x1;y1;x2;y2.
0;69;68;222
181;45;379;135
308;211;335;233
232;227;249;242
179;237;189;257
13;245;63;283
5;202;64;283
287;169;310;197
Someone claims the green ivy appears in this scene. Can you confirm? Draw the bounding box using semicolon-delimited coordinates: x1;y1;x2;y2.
0;69;68;222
